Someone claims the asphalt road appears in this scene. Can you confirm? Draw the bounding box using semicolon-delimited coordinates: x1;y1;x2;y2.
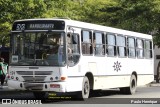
0;85;160;104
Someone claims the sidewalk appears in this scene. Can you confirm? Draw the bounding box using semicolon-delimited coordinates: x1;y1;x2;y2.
148;80;160;87
0;85;27;98
0;83;15;91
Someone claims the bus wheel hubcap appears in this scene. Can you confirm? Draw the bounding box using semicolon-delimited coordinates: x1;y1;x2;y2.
84;82;89;94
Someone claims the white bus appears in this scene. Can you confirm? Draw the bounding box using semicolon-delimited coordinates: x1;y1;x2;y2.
8;18;154;100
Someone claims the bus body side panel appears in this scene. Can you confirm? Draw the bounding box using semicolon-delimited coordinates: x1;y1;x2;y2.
136;58;154;86
65;76;83;92
91;57;131;89
78;56;154;90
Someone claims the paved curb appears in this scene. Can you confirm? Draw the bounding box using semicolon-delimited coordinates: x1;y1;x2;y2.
148;82;160;87
145;80;160;87
0;86;30;98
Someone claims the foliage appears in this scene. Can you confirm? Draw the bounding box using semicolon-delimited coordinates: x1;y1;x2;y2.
0;0;160;46
0;0;47;46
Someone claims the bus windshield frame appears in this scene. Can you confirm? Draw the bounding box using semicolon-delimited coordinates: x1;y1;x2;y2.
10;31;67;67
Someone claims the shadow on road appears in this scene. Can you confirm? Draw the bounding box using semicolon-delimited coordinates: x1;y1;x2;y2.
0;89;125;104
42;89;123;103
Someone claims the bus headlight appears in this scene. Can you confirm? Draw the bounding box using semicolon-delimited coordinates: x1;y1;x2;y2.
11;76;14;79
16;77;19;80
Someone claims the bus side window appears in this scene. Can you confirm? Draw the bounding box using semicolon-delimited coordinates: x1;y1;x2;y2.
72;34;79;54
94;32;105;56
67;33;80;66
145;40;152;58
128;37;136;58
106;33;116;57
136;39;144;58
81;30;92;55
116;35;127;57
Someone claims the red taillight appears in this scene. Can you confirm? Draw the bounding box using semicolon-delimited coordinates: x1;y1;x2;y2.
7;75;10;79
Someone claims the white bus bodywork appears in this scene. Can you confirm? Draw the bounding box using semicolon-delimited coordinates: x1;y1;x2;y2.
8;19;154;99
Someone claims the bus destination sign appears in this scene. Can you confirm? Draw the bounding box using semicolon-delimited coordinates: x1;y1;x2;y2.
12;20;65;31
29;24;54;29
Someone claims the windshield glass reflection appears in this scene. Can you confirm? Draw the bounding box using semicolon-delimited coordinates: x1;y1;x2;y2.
10;32;66;66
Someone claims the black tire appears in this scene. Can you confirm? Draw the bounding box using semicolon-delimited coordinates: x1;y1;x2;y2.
33;92;48;100
78;76;90;100
89;89;102;97
120;75;137;95
120;87;126;94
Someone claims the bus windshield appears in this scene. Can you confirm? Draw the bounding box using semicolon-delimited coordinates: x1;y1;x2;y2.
10;32;66;66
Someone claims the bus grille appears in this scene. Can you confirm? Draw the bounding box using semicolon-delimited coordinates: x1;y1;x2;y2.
22;76;46;82
17;71;33;75
16;71;53;82
35;71;52;75
17;71;52;75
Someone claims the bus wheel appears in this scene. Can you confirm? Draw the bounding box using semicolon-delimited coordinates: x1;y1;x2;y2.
120;74;137;95
78;76;90;100
33;92;48;100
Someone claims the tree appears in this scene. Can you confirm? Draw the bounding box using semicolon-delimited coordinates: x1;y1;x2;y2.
0;0;48;46
93;0;160;46
0;0;160;46
0;0;80;46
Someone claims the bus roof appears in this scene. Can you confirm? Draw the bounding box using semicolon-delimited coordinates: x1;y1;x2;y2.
13;18;152;39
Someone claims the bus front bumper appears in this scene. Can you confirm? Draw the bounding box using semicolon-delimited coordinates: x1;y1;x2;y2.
7;80;66;92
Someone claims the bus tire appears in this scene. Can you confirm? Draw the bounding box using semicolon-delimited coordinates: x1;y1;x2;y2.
120;74;137;95
78;76;90;100
33;92;48;100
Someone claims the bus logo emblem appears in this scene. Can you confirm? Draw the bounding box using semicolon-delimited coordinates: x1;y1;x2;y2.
113;61;122;72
